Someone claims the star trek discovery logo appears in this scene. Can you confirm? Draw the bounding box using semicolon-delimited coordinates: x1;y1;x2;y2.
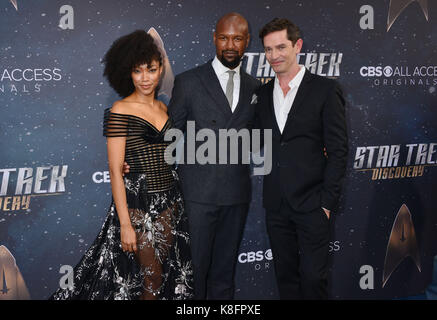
353;143;436;180
0;166;68;212
244;52;342;83
0;245;30;300
9;0;17;11
383;204;421;287
387;0;429;31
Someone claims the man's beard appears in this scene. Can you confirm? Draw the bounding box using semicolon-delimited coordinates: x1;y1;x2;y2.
219;51;242;69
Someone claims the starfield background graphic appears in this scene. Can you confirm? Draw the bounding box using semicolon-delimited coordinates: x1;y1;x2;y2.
0;0;436;299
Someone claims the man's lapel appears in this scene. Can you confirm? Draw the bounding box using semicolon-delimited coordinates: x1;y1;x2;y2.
231;70;248;116
266;79;281;140
197;61;233;117
281;70;313;137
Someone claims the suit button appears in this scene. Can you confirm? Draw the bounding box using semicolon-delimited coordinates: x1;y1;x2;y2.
280;142;286;146
212;120;216;124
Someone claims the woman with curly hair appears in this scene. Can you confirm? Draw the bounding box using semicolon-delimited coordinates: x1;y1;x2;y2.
50;30;194;300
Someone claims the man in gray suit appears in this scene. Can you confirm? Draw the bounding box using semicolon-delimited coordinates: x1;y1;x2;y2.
168;12;260;299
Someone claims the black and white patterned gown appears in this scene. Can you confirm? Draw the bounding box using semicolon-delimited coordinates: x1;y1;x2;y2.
50;108;194;300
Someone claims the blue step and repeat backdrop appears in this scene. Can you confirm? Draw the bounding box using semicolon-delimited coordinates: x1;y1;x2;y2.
1;0;436;299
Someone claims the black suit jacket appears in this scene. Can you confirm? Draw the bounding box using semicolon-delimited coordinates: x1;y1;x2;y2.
253;70;348;212
168;60;260;205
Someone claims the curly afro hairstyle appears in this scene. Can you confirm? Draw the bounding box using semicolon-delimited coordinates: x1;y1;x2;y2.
102;30;162;98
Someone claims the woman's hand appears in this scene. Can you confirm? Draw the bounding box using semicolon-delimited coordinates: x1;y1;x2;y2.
120;224;137;253
122;162;130;175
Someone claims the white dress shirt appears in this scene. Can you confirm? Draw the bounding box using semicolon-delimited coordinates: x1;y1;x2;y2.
273;65;306;133
211;56;241;112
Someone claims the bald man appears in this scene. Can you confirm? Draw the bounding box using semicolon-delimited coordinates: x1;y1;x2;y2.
167;13;260;299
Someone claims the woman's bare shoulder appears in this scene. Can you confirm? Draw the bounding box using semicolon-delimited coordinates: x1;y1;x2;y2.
157;100;168;113
110;100;133;114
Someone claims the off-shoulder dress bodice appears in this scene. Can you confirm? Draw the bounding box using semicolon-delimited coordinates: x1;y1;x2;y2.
103;108;175;193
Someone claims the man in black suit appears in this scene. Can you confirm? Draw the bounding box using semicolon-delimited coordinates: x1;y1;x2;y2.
167;13;260;299
253;18;348;299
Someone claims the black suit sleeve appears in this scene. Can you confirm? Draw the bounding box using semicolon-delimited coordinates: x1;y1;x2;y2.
168;74;189;133
321;81;348;211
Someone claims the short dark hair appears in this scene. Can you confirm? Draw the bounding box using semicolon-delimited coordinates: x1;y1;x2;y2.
259;18;301;46
102;30;162;98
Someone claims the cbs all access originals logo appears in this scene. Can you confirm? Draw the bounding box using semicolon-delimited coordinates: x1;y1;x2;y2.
238;242;341;271
360;64;437;87
92;171;110;184
353;143;436;180
238;249;273;271
0;166;68;213
0;68;62;94
3;1;74;95
243;52;342;83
